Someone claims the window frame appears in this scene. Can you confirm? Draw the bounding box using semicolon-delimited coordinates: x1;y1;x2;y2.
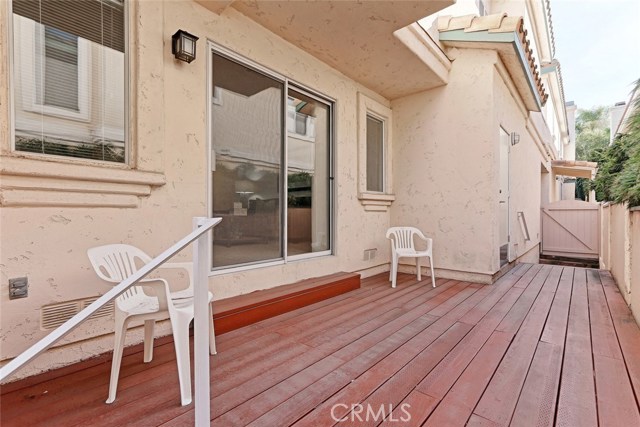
8;0;130;165
357;92;394;211
365;111;386;193
207;42;335;275
17;18;91;122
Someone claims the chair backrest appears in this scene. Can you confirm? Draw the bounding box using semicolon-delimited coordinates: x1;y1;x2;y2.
87;244;152;302
386;227;425;251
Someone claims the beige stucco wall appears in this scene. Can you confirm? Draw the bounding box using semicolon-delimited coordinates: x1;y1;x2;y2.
609;203;631;303
0;0;397;378
390;48;544;282
602;205;640;325
0;0;562;380
601;204;611;268
492;59;544;264
390;49;497;282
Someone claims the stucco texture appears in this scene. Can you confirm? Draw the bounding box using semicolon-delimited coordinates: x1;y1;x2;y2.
0;0;395;377
391;48;544;280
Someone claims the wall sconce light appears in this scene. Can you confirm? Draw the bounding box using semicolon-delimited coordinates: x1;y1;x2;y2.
172;30;199;63
510;132;521;146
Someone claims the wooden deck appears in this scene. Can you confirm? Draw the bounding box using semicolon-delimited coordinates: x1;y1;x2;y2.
2;263;640;426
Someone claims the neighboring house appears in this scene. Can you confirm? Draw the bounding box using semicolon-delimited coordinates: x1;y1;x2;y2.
561;100;578;200
610;101;629;144
612;83;639;141
0;0;572;378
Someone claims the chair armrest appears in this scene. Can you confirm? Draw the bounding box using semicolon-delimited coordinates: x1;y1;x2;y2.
415;234;433;252
138;278;171;311
157;262;194;292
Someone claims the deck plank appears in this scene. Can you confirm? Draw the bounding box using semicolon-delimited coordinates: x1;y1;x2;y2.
471;265;563;425
210;315;437;426
600;270;640;402
508;267;574;427
587;270;640;426
257;322;473;427
195;282;466;423
124;282;462;426
2;265;638;427
294;266;528;427
556;268;598;427
423;331;512;426
540;267;574;346
509;341;563;427
414;286;527;399
587;270;624;360
378;390;437;426
593;354;640;426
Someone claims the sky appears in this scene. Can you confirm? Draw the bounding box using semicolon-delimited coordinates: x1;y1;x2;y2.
552;0;640;110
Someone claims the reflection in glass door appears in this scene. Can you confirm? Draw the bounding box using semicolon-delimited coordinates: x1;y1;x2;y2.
210;53;283;268
210;49;333;270
287;89;331;256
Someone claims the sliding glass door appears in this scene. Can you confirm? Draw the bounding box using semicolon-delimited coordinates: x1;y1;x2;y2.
286;89;331;256
210;50;332;270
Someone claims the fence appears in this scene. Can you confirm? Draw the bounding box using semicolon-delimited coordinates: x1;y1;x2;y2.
601;203;640;324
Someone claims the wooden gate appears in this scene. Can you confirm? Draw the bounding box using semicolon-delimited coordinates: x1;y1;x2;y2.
541;200;600;259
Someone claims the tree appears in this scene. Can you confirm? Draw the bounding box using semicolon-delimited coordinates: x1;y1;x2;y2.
574;107;610;200
609;78;640;207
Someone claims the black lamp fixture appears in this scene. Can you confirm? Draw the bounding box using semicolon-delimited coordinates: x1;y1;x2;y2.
172;30;199;63
510;132;521;146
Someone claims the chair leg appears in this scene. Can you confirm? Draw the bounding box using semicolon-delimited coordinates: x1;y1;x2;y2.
106;316;128;404
391;255;398;288
143;320;155;363
209;303;217;355
416;258;421;282
430;256;436;288
171;314;193;406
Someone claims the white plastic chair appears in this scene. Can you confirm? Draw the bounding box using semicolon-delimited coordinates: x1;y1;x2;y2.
87;244;216;406
386;227;436;288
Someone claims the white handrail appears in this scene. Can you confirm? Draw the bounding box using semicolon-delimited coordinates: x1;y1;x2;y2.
0;217;221;387
517;211;531;242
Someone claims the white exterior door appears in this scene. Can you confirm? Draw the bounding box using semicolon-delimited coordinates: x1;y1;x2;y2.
499;128;510;266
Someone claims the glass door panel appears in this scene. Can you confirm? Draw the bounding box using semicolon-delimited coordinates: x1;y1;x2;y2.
211;53;283;268
287;88;331;256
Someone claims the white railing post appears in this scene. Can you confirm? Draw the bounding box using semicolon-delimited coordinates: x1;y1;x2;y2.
193;217;211;426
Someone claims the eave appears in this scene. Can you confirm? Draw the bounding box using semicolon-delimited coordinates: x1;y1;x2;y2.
196;0;455;100
551;160;598;179
541;60;570;144
438;14;548;112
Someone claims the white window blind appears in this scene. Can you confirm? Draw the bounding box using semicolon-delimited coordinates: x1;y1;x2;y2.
12;0;126;162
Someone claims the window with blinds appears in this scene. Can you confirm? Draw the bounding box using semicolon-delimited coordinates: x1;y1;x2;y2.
12;0;126;163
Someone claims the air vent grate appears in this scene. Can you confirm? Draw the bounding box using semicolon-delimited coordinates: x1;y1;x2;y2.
41;297;114;330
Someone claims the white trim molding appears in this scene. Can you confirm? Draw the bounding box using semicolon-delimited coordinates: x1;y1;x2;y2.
357;92;395;212
0;156;165;208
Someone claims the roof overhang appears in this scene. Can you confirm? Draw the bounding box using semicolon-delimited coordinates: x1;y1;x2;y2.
551;160;598;179
438;14;548;112
541;60;569;144
196;0;454;100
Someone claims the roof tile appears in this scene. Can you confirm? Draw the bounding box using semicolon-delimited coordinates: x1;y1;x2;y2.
437;13;549;106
